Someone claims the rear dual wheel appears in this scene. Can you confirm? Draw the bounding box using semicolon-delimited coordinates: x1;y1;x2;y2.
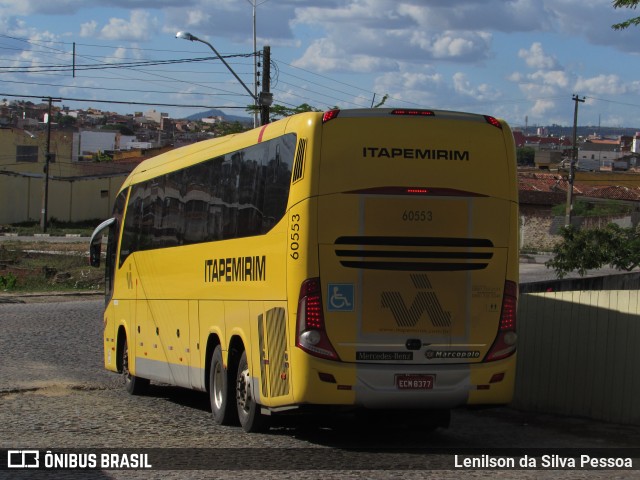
209;347;269;431
209;345;237;425
235;351;270;433
121;338;149;395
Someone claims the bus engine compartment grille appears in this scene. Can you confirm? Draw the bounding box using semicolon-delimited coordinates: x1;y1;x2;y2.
334;236;494;272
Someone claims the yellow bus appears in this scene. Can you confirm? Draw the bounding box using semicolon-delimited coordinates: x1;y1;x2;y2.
90;108;518;432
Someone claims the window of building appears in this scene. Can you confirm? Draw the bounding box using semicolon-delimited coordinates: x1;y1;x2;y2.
16;145;39;162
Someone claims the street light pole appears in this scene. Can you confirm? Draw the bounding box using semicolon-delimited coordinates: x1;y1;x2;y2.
176;31;257;103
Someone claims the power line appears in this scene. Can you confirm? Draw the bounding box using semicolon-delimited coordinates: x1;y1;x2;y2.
0;79;240;97
0;92;249;110
0;54;252;73
588;96;640;109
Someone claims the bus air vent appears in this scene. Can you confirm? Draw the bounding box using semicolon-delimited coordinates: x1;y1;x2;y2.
292;138;307;183
334;236;494;272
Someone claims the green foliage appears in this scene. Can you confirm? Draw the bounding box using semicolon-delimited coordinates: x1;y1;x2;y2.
612;0;640;30
101;124;135;135
550;199;632;217
0;244;105;292
93;150;112;162
516;147;535;166
268;103;322;121
56;115;77;128
4;219;98;236
214;121;250;136
0;272;17;290
248;97;389;123
546;224;640;278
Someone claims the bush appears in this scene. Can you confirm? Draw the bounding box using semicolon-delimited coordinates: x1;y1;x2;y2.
0;272;17;290
551;199;633;217
546;223;640;278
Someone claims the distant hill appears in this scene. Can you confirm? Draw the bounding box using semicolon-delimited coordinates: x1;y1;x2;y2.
184;109;251;124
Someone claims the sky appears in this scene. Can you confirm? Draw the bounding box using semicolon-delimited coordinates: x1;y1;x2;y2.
1;0;640;130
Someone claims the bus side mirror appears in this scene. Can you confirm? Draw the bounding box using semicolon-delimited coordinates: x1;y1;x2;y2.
89;217;116;268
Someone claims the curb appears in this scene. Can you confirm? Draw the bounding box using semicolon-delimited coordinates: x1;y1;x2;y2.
0;291;103;304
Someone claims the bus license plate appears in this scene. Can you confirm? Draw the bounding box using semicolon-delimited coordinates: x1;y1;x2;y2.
395;374;434;390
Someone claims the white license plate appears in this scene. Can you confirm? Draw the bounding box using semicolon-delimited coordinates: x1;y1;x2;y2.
395;374;435;390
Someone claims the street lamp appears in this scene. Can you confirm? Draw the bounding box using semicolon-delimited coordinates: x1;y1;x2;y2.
175;31;257;109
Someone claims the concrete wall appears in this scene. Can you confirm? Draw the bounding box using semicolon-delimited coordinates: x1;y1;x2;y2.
0;174;126;224
520;213;637;252
514;290;640;426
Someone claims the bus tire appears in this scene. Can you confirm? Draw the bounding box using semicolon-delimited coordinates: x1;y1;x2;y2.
210;345;237;425
235;350;269;433
122;336;149;395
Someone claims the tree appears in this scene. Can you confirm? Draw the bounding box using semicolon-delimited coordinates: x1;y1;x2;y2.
516;147;535;166
101;124;134;135
264;103;323;122
214;121;249;136
93;150;112;163
612;0;640;30
546;224;640;278
57;115;77;128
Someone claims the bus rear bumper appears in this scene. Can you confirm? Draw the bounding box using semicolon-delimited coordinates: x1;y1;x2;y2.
295;355;515;409
354;358;515;409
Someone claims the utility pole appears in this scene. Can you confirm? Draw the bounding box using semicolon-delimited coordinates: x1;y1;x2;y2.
565;94;585;227
259;46;272;126
40;97;61;232
251;0;258;128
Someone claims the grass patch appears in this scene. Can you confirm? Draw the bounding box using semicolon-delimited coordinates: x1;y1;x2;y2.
1;219;101;237
0;242;104;292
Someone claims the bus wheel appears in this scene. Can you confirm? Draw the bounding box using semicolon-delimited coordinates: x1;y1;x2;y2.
122;337;149;395
210;345;237;425
235;351;269;433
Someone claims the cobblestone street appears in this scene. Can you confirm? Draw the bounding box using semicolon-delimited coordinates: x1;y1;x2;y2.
1;299;639;479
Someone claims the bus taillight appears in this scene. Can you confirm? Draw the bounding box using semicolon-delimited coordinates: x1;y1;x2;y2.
390;109;435;116
322;110;340;123
296;278;340;361
484;115;503;129
484;280;517;362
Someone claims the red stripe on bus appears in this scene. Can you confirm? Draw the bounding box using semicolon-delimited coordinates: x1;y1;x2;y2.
258;124;268;142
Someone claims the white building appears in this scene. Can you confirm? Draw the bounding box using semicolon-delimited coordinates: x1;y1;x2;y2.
72;131;136;161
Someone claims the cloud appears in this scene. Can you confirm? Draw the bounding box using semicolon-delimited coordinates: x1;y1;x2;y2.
409;31;492;61
293;38;400;73
372;69;447;106
530;98;556;116
79;20;97;38
573;74;631;95
518;42;558;70
452;73;501;101
97;10;158;42
397;0;551;33
530;70;570;89
0;0;86;16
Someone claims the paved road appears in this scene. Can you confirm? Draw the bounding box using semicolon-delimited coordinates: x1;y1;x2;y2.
1;300;639;478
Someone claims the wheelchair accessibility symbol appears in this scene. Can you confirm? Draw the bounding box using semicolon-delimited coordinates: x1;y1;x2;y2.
327;283;354;312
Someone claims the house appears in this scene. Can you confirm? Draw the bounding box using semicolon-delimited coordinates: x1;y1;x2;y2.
577;138;624;171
